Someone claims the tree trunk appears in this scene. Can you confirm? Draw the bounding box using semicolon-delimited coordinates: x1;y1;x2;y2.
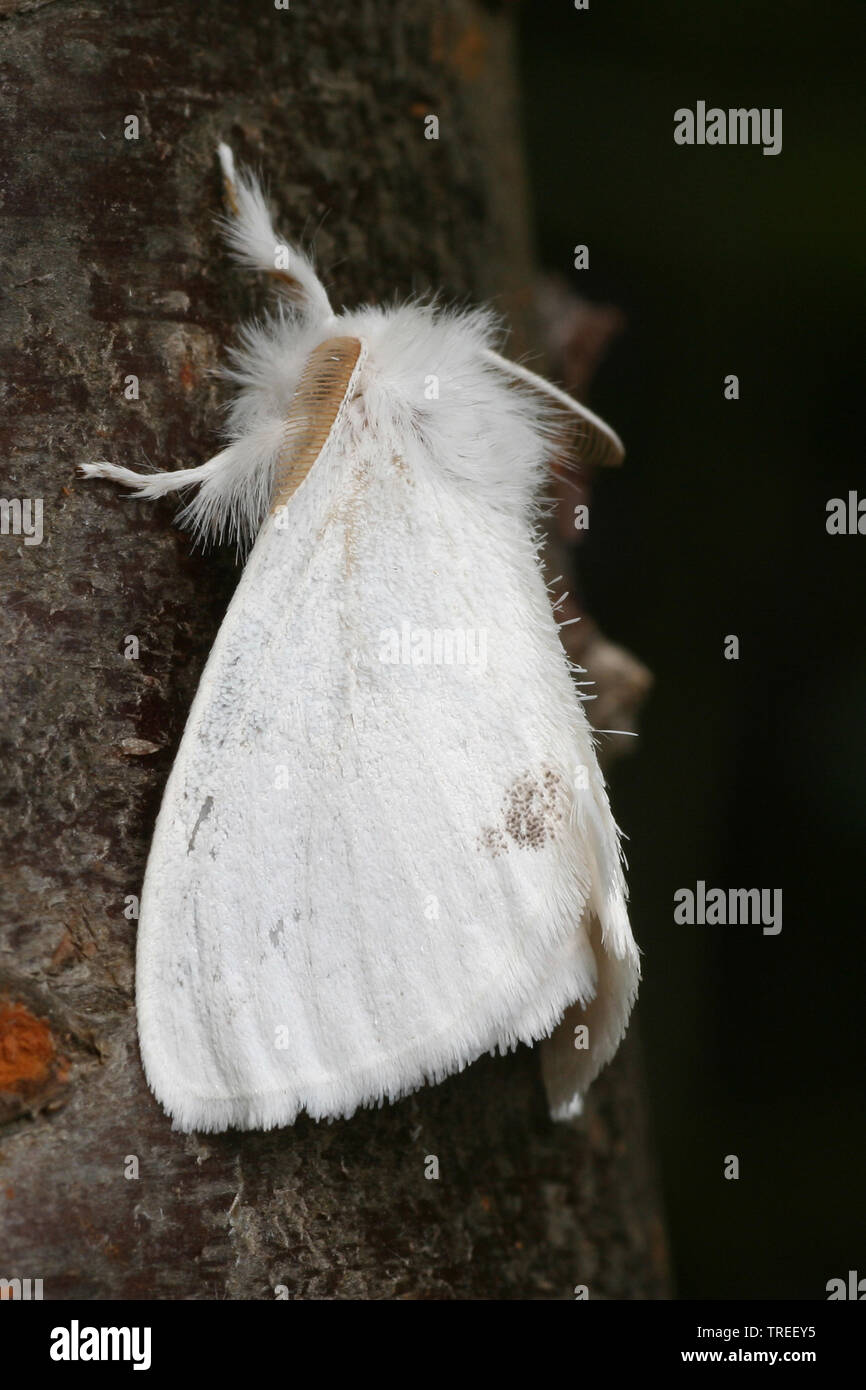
0;0;669;1299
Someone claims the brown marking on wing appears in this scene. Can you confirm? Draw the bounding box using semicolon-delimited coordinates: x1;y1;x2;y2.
477;766;566;856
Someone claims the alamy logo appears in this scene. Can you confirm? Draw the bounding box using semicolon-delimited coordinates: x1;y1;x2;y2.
0;497;43;545
0;1276;43;1299
674;881;782;935
826;492;866;534
379;622;487;670
50;1320;152;1371
674;102;782;156
826;1270;866;1300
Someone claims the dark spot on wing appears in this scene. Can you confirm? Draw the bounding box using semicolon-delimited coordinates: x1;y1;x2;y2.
188;795;214;852
477;767;565;856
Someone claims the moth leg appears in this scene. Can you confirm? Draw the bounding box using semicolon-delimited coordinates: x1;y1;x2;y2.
79;449;230;500
215;143;333;323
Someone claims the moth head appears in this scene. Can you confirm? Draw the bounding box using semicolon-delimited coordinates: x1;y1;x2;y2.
215;145;624;534
323;301;625;512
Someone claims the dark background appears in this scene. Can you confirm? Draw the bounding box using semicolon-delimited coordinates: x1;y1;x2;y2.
519;0;865;1299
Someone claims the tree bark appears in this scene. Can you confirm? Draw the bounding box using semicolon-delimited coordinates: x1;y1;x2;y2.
0;0;669;1299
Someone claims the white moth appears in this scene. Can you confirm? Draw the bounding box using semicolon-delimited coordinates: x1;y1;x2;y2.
81;144;640;1133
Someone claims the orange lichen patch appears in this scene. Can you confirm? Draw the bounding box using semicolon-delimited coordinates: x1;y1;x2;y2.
450;24;487;80
179;359;197;390
431;17;488;80
0;999;56;1093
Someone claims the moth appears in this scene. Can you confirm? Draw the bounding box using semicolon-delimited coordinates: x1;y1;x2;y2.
81;145;639;1132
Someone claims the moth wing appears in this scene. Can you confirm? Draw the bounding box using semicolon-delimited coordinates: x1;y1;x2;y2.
540;918;639;1119
137;350;635;1131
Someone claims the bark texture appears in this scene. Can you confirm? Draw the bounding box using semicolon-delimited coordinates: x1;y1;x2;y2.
0;0;669;1299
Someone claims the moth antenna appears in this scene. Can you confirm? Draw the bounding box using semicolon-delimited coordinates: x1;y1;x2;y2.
216;142;334;323
483;347;626;469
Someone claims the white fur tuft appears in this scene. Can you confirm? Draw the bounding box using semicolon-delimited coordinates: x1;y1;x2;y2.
176;299;568;551
216;145;333;322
